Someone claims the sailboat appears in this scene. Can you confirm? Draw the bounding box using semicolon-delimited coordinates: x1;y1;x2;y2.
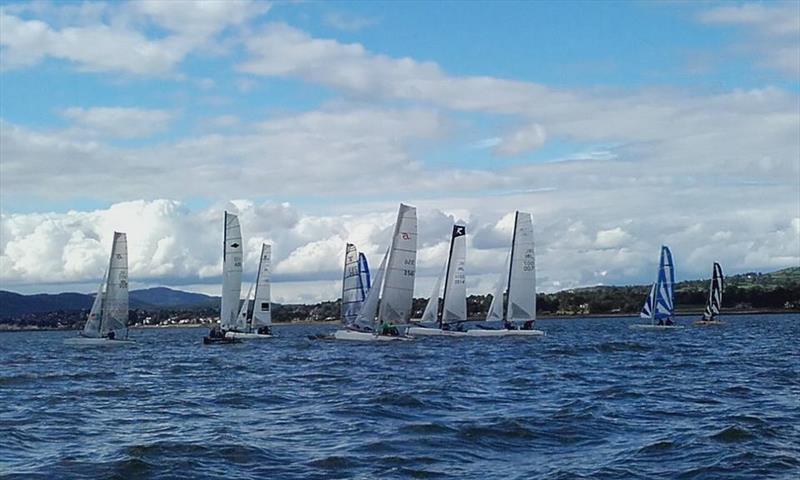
65;232;134;345
341;243;371;327
466;212;544;337
631;245;683;329
226;243;274;339
408;224;470;336
204;211;243;344
694;262;724;326
333;203;417;341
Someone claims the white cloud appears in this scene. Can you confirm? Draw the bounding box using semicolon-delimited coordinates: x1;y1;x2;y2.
493;123;546;156
61;106;174;139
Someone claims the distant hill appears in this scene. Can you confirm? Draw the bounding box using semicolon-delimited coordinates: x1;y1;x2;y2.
0;287;218;320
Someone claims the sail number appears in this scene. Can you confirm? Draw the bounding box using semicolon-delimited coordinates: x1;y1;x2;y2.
403;269;415;277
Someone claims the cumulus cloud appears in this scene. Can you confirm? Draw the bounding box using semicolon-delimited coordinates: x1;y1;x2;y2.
493;123;546;156
61;107;174;139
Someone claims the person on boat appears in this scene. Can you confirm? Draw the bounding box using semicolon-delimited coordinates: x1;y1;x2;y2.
504;320;515;330
522;320;534;330
455;322;466;332
257;326;272;335
665;318;674;326
657;319;664;326
380;321;399;336
107;331;116;340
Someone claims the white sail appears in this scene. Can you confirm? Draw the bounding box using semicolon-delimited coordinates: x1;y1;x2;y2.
100;232;129;336
442;225;467;323
486;251;510;322
252;243;272;329
378;204;417;324
234;282;254;331
420;263;445;324
82;275;106;337
355;248;389;329
220;211;243;330
341;243;363;326
507;212;536;323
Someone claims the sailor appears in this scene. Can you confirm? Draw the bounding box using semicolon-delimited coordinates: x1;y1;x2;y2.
522;320;534;330
455;322;465;332
665;318;674;326
504;320;515;330
657;319;664;326
107;331;116;340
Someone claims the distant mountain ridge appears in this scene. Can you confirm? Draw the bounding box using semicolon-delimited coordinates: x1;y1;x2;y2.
0;287;219;320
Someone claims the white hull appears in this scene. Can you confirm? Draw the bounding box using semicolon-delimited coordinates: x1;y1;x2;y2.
64;337;135;346
465;328;545;337
407;326;469;337
332;330;413;342
225;331;274;339
629;324;684;330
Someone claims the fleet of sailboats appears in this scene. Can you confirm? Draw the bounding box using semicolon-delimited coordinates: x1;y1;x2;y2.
333;203;417;341
65;232;134;345
695;262;724;325
65;206;730;345
631;245;684;330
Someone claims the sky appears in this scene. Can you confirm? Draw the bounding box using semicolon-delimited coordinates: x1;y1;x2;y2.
0;0;798;303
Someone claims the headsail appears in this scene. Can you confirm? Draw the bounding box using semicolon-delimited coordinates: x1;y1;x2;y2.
486;251;510;322
220;211;243;330
442;224;467;325
341;243;364;326
100;232;129;337
234;282;254;331
252;243;272;329
355;248;389;329
640;282;656;320
83;274;106;337
507;212;536;323
702;262;723;320
420;263;446;324
654;245;675;320
377;204;417;324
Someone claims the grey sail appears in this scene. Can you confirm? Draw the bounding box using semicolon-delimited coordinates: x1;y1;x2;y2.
251;243;272;329
341;243;364;327
220;211;243;330
486;251;510;322
377;204;417;324
420;263;445;324
355;248;389;330
82;274;106;337
100;232;129;337
507;212;536;323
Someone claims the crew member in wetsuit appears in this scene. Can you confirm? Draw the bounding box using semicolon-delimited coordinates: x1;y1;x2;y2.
522;320;534;330
257;326;272;335
107;330;116;340
657;319;664;326
665;318;674;326
504;320;515;330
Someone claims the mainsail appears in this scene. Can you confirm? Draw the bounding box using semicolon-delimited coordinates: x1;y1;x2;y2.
251;243;272;330
486;251;510;321
100;232;129;337
654;245;675;320
420;263;446;324
234;282;254;332
441;224;467;325
355;248;389;330
341;244;364;326
507;212;536;322
377;204;418;324
220;211;243;330
702;262;724;321
358;253;371;293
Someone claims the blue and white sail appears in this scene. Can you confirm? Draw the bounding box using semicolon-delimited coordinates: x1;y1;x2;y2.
358;252;371;294
702;262;723;321
640;282;656;320
654;245;675;321
342;243;368;326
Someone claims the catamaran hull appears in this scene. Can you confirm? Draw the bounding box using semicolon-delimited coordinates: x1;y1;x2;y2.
629;324;684;330
407;326;469;337
63;337;135;346
465;329;545;337
693;320;724;326
225;332;274;339
332;330;413;341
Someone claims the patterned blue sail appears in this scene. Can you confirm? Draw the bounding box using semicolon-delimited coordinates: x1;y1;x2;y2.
640;282;656;319
654;245;675;320
358;252;371;296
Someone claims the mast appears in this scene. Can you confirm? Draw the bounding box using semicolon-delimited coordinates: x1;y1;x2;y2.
505;212;519;321
439;225;458;329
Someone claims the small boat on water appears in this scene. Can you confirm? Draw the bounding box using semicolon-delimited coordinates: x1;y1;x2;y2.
64;232;135;346
694;262;724;326
631;245;684;330
408;224;470;337
226;243;274;339
465;211;544;337
333;203;417;341
204;211;244;345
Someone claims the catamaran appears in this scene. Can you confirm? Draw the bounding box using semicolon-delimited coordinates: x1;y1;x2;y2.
226;243;274;339
65;232;134;345
694;262;724;326
204;211;243;344
408;224;470;336
333;203;417;341
466;211;544;337
631;245;683;329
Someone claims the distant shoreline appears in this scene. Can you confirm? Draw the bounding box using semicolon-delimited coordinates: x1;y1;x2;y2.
0;309;796;332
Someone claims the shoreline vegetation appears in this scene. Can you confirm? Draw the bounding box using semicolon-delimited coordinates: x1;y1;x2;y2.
1;267;797;332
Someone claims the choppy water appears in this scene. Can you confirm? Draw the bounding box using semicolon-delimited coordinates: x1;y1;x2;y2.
1;314;799;479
